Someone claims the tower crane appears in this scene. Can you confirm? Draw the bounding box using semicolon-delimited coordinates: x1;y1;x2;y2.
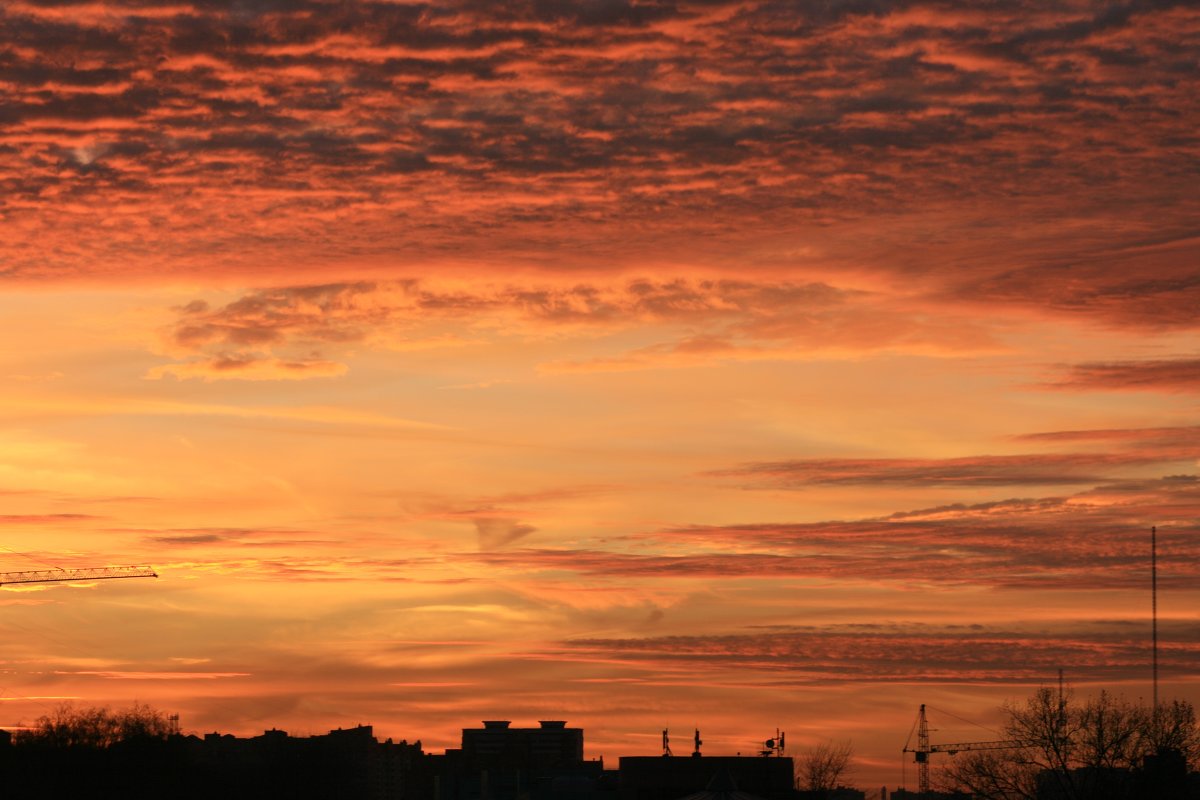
903;704;1021;797
0;565;157;586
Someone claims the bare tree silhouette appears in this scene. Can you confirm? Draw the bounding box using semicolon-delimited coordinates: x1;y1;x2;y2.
943;688;1199;800
17;703;172;748
797;738;854;792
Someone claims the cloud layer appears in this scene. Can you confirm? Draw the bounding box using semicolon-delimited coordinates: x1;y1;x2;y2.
1;0;1197;338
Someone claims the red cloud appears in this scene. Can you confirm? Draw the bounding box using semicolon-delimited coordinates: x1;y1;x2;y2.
0;0;1193;344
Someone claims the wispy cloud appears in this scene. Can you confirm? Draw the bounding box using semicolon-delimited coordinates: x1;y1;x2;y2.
147;355;350;382
555;620;1200;685
151;278;1003;378
1044;357;1200;392
709;420;1200;488
474;518;537;551
706;453;1184;488
56;670;250;681
1014;425;1200;445
471;475;1200;591
0;513;100;524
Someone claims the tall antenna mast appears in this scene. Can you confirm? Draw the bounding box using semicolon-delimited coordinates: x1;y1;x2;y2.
1152;525;1158;714
1058;669;1064;721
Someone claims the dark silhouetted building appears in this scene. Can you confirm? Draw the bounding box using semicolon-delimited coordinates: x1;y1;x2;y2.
618;756;793;800
676;768;768;799
1034;747;1194;800
793;788;865;800
175;724;424;800
0;723;424;800
464;720;584;768
422;719;614;800
888;791;969;800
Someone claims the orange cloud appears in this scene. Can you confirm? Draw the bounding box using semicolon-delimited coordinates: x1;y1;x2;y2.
150;278;1006;378
707;453;1188;488
146;356;349;382
464;471;1200;592
0;513;100;524
1044;357;1200;392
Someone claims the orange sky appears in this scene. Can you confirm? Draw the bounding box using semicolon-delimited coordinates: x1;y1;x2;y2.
1;0;1198;790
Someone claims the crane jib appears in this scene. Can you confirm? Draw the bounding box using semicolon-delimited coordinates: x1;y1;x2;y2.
0;566;158;586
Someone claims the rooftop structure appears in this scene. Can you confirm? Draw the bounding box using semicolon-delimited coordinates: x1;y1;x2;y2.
462;719;584;768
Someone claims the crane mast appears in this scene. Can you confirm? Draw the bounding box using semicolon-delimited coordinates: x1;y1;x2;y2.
0;565;157;586
903;704;1020;796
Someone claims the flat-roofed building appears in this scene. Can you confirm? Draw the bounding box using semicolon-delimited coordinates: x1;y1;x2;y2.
462;720;584;769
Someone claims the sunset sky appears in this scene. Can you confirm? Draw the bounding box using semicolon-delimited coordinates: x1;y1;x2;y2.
1;0;1198;789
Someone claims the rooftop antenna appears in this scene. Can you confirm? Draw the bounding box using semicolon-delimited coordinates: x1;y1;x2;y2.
692;728;702;757
662;728;672;757
760;729;785;757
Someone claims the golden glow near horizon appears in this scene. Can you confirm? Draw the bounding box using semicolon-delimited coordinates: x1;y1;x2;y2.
1;1;1198;788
